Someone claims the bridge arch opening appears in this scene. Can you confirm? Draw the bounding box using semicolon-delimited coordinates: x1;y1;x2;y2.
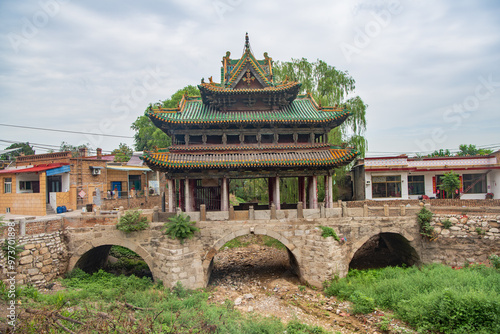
73;245;153;280
349;233;420;270
206;234;301;288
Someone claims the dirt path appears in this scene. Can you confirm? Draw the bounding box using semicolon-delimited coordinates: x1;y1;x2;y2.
207;240;413;333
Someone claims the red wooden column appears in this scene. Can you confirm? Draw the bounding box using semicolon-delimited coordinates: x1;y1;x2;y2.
268;177;274;207
167;179;174;212
190;179;197;211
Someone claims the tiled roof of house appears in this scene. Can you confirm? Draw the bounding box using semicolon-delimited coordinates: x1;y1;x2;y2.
142;146;358;170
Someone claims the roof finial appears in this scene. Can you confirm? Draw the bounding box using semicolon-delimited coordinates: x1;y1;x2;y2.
245;32;250;52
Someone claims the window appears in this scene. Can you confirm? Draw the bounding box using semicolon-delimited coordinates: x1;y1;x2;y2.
408;175;425;195
372;175;401;198
19;181;32;191
4;178;12;193
463;174;486;193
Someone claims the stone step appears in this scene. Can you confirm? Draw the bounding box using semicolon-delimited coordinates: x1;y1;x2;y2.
46;204;56;215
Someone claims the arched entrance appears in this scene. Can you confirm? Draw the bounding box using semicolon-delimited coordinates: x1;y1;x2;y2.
349;232;420;270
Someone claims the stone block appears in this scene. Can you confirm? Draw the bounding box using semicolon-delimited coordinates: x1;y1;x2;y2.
19;255;33;264
24;244;36;250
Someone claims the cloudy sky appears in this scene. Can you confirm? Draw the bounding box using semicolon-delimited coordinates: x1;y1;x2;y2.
1;0;499;157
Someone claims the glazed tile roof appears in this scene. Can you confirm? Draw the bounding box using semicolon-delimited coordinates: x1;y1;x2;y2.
142;146;358;171
198;81;300;94
165;143;332;152
148;96;349;127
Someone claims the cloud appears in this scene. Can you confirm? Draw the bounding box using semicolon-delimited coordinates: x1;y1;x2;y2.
0;0;499;156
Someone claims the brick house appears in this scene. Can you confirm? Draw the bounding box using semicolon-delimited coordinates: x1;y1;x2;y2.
0;148;159;216
352;151;500;200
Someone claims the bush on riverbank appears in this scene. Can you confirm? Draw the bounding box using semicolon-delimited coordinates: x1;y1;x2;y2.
324;263;500;333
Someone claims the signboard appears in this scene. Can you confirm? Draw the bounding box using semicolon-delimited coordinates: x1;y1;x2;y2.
78;190;86;198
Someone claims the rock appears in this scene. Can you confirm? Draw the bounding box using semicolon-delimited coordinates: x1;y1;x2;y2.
449;217;459;224
489;228;499;233
234;297;242;305
450;226;461;231
247;306;254;312
467;219;476;225
19;255;33;264
441;229;450;235
244;293;254;299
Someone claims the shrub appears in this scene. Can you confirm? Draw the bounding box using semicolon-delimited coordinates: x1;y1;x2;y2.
318;226;340;241
1;239;24;261
116;210;149;233
489;254;500;270
350;291;375;314
476;227;485;235
442;219;452;229
417;207;435;239
163;213;199;244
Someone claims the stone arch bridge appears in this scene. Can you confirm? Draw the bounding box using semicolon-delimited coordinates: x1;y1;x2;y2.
67;216;425;288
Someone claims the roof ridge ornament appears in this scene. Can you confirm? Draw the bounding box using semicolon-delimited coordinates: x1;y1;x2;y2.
244;32;250;54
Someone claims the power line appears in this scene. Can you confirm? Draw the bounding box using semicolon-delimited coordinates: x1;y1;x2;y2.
0;123;134;139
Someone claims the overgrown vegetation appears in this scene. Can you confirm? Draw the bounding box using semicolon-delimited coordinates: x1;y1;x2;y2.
1;238;24;261
318;226;340;242
417;206;435;239
116;210;149;233
442;219;452;229
324;264;500;333
489;254;500;270
222;235;286;250
438;171;461;199
13;270;327;333
163;213;199;244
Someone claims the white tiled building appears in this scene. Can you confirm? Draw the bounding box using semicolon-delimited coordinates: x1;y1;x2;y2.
352;151;500;200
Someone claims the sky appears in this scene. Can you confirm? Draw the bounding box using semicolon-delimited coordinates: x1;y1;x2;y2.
1;0;499;157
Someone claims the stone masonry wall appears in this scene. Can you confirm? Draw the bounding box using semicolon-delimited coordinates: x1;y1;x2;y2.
420;213;500;266
0;231;67;287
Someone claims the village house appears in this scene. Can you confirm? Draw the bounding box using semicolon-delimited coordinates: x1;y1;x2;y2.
0;148;157;216
351;151;500;200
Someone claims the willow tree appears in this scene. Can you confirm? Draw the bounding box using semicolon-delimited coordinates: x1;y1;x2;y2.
274;58;368;201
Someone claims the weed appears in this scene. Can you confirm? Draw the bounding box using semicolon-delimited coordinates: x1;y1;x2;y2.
318;226;340;241
324;264;500;333
163;213;199;244
116;210;149;233
488;254;500;270
417;207;435;239
298;285;306;292
262;235;286;249
2;238;24;261
476;227;485;235
442;219;452;229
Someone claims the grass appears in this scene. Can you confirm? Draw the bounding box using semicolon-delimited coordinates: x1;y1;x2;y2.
12;269;327;333
324;263;500;333
222;235;286;250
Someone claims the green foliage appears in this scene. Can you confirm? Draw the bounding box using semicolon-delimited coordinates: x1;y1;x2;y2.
417;207;435;239
230;178;269;204
109;245;139;258
442;219;452;229
274;58;367;158
132;85;199;151
457;144;492;156
261;235;286;250
318;226;340;242
59;141;93;157
438;171;461;198
323;264;500;333
489;254;500;269
15;269;323;333
111;142;133;162
116;210;149;233
163;213;199;244
476;227;485;235
0;142;35;160
2;238;24;260
427;148;452;157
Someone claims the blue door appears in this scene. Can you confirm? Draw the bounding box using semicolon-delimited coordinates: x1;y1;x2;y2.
111;182;122;198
